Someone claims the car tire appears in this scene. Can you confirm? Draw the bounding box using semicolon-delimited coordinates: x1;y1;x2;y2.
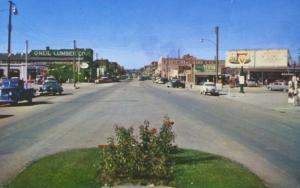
28;97;32;104
11;100;18;106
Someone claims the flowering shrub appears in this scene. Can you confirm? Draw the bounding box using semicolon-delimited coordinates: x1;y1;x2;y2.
99;117;176;186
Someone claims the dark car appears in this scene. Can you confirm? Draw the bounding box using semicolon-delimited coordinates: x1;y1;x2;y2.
167;80;185;88
157;77;168;84
39;80;63;95
0;78;35;105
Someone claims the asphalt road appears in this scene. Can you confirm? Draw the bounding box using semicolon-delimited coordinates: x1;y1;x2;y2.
0;80;299;188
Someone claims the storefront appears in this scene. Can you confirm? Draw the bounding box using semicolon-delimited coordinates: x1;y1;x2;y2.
225;49;298;84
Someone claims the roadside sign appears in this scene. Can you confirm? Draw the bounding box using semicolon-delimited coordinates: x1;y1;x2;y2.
237;53;249;65
80;62;89;69
239;76;245;84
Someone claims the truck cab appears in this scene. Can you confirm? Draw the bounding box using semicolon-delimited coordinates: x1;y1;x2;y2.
0;78;35;105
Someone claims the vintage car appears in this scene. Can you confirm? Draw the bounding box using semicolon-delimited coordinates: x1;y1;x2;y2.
39;80;63;95
0;78;35;105
166;79;185;88
95;77;113;84
267;81;288;91
200;82;219;96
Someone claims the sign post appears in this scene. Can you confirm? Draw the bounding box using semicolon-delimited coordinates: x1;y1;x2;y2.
237;53;248;93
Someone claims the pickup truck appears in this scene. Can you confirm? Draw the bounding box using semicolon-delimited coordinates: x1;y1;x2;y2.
0;78;35;105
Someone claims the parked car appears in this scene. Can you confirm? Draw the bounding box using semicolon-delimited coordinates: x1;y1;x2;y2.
267;81;288;91
138;76;145;81
39;80;63;95
246;80;258;87
167;80;185;88
157;78;168;84
200;82;219;95
155;77;161;83
0;78;35;105
152;77;157;83
111;76;120;82
95;77;113;84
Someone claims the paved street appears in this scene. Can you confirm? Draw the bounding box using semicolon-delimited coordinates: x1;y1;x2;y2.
0;80;300;188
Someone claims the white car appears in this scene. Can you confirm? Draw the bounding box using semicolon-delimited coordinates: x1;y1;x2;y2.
200;82;219;95
267;81;288;91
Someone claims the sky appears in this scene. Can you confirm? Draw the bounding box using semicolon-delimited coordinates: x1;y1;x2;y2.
0;0;299;69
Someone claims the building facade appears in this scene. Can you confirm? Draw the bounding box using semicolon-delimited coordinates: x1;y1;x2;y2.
225;49;299;83
0;47;94;81
156;54;224;84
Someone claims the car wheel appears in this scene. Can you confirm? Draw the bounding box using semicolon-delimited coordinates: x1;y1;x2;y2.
11;100;18;106
28;97;32;104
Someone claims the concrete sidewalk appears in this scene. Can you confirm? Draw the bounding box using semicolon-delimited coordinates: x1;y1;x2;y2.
219;85;300;113
183;83;300;112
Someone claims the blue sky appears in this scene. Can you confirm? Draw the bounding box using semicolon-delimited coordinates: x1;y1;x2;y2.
0;0;299;68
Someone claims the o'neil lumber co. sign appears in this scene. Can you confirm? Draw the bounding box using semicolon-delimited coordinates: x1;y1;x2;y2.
30;49;93;58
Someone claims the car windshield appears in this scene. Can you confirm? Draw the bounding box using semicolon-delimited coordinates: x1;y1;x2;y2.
205;84;216;86
0;1;299;188
44;82;57;86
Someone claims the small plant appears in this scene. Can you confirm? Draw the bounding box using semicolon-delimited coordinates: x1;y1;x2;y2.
99;117;176;186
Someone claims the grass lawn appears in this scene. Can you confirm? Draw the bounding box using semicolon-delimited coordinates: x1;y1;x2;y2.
5;148;268;188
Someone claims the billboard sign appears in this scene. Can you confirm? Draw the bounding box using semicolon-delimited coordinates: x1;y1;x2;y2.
195;64;216;73
30;49;93;59
226;49;290;68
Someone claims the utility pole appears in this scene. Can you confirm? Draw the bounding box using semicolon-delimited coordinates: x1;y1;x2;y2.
166;56;169;79
73;40;76;88
298;49;300;65
77;56;80;84
7;1;13;78
25;40;28;85
215;26;219;83
7;1;17;78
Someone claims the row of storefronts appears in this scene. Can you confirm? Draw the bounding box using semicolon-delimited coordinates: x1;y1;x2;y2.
152;49;300;85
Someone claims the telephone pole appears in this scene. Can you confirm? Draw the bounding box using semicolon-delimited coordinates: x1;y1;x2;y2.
215;26;219;83
7;1;13;78
73;40;76;88
298;49;300;65
7;1;17;78
25;40;28;84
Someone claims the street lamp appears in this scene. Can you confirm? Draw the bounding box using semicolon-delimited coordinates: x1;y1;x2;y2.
200;26;219;83
7;1;18;78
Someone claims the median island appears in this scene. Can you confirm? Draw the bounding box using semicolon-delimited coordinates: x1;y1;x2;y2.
5;118;268;188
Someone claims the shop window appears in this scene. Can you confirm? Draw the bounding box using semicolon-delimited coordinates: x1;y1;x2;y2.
0;69;4;78
9;69;20;78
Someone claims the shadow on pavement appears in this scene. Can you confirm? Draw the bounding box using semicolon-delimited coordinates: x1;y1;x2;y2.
60;93;73;96
37;93;73;97
0;114;14;119
6;101;53;107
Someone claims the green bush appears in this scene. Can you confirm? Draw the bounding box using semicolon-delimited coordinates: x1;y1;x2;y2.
99;117;176;186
